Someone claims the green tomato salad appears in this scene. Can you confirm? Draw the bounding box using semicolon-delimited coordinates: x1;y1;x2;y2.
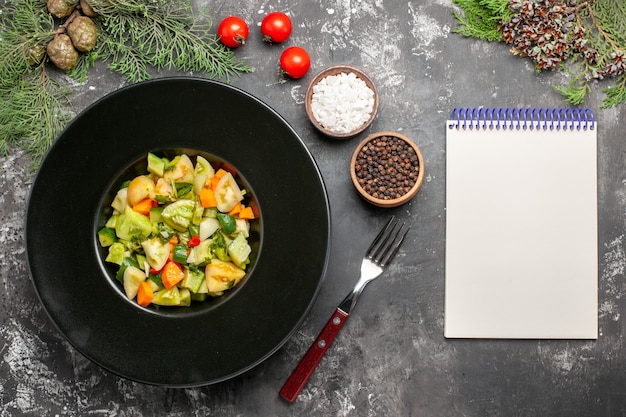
97;152;257;307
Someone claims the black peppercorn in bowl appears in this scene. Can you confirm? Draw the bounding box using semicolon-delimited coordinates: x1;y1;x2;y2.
350;131;424;208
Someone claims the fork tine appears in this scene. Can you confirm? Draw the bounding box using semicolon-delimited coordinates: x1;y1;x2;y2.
367;216;409;265
371;220;400;262
379;225;409;266
365;216;395;258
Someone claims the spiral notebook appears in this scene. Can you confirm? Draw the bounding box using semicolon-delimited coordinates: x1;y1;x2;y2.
445;108;598;339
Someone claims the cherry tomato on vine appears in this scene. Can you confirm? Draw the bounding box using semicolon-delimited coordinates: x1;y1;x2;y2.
279;46;311;79
217;16;249;48
260;11;292;43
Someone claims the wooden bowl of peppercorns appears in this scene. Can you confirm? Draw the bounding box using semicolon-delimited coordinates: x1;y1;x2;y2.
350;131;424;208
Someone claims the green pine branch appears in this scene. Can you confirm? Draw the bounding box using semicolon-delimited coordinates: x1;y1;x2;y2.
452;0;512;41
452;0;626;108
0;71;72;169
91;0;250;82
602;74;626;107
0;0;251;171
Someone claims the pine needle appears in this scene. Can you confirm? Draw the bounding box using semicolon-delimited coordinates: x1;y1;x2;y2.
0;71;71;170
92;0;250;82
602;74;626;108
452;0;512;41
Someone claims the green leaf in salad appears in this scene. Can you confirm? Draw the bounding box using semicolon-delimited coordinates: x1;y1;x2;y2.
174;182;193;198
211;232;230;262
217;213;236;235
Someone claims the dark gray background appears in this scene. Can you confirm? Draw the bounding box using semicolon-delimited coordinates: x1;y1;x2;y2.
1;0;625;416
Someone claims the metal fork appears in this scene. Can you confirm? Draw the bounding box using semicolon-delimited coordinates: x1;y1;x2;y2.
279;216;409;403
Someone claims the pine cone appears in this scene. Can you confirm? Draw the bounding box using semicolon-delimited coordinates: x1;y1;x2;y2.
47;34;79;70
67;16;98;52
27;44;47;66
80;0;98;17
47;0;77;18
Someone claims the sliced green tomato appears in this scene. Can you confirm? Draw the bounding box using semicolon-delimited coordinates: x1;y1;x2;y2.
123;265;146;300
205;259;245;294
194;155;215;178
111;188;128;213
164;154;194;183
152;286;181;306
142;237;170;271
214;172;243;213
161;199;196;232
228;232;251;266
116;206;152;240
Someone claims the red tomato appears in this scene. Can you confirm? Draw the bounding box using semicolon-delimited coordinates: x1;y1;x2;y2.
217;16;249;48
261;11;292;43
279;46;311;79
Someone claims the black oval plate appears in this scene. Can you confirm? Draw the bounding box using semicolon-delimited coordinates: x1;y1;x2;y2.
25;77;331;387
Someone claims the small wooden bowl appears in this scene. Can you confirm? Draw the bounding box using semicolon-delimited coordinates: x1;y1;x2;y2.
305;65;378;139
350;131;424;208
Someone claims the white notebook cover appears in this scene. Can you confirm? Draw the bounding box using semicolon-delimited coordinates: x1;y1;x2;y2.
444;108;598;339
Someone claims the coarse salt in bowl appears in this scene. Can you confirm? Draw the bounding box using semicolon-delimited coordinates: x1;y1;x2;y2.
305;65;379;139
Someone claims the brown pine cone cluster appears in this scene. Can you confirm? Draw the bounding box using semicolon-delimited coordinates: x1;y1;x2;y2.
43;0;99;70
500;0;624;80
500;0;588;71
596;50;626;80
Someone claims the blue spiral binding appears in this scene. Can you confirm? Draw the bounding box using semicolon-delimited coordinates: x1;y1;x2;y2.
449;108;595;131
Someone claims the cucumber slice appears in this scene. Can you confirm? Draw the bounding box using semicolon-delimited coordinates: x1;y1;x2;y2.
105;242;127;265
147;152;166;177
228;233;251;266
97;227;117;247
181;267;205;293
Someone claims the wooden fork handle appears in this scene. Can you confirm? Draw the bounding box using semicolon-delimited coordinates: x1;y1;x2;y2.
279;308;349;403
